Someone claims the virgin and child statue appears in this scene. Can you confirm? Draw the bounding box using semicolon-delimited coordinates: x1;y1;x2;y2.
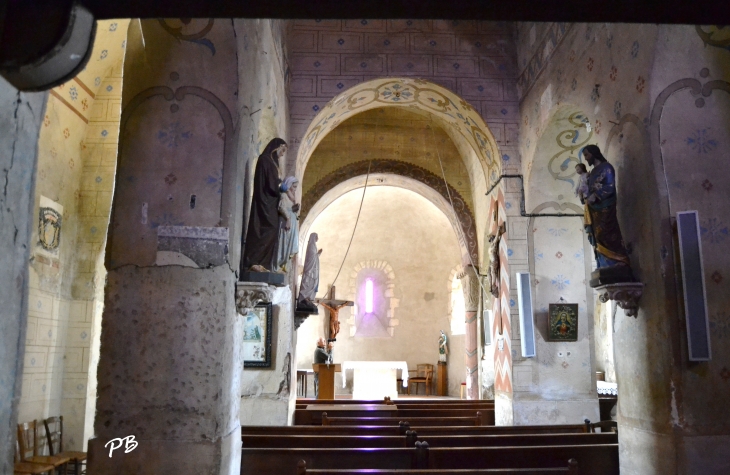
578;145;634;286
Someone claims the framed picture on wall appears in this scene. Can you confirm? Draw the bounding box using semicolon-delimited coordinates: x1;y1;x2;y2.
243;302;272;368
548;303;579;342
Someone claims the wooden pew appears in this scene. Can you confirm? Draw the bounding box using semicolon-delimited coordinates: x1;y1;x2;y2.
240;445;617;475
321;413;485;427
298;398;495;405
296;459;580;475
241;432;617;449
296;408;495;425
241;423;590;437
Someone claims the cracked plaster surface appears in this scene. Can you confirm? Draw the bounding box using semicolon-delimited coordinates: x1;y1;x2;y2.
0;82;47;473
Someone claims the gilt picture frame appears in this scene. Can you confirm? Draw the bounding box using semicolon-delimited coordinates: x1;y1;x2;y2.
243;302;272;368
548;303;579;342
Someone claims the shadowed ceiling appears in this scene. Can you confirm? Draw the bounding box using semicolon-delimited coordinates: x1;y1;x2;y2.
302;107;473;213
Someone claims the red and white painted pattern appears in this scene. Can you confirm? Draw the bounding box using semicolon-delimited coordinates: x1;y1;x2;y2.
489;188;512;394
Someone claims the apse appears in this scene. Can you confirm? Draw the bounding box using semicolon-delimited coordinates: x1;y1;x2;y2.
295;184;467;397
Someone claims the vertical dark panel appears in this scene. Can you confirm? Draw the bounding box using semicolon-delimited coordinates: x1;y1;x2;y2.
677;211;711;361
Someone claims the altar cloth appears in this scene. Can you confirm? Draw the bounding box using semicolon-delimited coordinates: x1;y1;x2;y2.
597;381;618;396
341;361;409;400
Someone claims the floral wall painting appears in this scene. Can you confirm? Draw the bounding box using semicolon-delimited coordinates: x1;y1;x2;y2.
37;196;64;256
548;303;579;342
243;302;273;368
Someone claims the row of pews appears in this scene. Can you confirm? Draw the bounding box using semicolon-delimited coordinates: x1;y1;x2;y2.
241;398;619;474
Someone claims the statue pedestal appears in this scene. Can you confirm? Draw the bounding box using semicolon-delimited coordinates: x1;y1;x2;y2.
595;282;645;317
437;362;448;396
589;266;635;288
235;282;274;315
239;271;286;287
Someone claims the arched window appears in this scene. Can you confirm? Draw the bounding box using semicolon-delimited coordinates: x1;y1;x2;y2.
347;261;398;338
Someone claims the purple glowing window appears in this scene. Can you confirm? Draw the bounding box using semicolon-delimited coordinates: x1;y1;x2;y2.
365;279;374;313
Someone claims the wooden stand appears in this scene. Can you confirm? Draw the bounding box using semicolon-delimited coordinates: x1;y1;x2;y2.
313;364;341;399
437;361;447;396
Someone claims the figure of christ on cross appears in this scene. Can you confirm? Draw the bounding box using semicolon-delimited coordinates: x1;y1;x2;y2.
315;286;353;342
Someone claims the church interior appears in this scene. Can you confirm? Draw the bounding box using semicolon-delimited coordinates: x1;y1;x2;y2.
1;5;729;475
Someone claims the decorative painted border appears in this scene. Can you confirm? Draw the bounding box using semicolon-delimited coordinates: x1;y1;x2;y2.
516;23;572;101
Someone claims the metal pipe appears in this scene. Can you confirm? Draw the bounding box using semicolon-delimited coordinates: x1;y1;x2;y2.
485;174;583;218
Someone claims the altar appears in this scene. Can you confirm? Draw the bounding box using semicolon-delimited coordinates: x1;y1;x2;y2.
341;361;409;400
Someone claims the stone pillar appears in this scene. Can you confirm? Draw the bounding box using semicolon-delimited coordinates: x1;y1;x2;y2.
461;265;481;399
0;79;47;474
86;19;243;474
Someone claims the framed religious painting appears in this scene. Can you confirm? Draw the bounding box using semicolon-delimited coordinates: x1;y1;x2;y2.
548;303;579;342
243;302;273;368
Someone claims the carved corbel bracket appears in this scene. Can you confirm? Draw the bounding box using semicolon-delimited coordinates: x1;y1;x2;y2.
235;282;273;315
595;282;645;317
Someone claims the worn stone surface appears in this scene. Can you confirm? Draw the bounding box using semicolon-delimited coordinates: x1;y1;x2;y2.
0;77;46;475
88;265;241;473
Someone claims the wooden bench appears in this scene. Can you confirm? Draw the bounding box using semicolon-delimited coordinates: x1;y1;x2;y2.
297;398;495;405
296;459;580;475
241;423;591;437
240;444;617;475
297;408;495;425
241;432;617;449
321;412;488;427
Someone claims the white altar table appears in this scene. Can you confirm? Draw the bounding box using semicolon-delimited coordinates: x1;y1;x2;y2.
341;361;409;400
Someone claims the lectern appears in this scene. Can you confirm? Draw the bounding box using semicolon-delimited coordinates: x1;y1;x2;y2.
313;363;341;399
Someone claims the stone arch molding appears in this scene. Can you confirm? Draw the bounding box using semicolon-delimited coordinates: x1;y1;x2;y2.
299;173;476;267
347;260;399;337
300;161;478;265
295;78;502;188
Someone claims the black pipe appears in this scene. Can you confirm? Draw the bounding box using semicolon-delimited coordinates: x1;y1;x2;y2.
485;174;583;218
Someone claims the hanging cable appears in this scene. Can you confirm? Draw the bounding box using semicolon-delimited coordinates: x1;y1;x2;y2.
328;160;371;292
428;125;490;297
327;123;378;293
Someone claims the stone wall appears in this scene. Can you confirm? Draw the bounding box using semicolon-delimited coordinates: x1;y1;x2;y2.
516;22;730;474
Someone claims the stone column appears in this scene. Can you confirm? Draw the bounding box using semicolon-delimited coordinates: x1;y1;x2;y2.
0;79;47;474
461;265;481;400
86;19;243;474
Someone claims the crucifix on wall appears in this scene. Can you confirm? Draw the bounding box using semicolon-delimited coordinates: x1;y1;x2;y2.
315;286;353;342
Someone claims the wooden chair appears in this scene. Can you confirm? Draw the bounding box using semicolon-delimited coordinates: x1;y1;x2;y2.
17;420;71;474
15;440;55;475
408;364;434;396
44;416;87;474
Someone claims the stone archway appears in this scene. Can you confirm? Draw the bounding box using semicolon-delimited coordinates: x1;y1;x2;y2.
300;161;478;266
299;173;474;268
295;78;501;186
295;78;502;265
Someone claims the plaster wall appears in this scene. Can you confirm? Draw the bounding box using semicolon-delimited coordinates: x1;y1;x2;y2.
0;77;46;475
295;186;465;397
16;20;129;451
516;21;730;474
